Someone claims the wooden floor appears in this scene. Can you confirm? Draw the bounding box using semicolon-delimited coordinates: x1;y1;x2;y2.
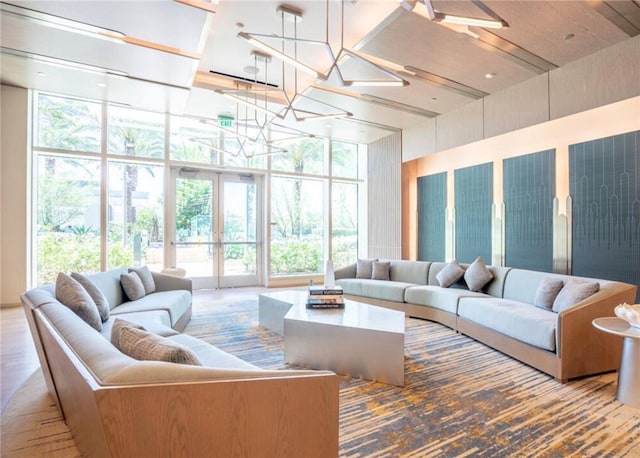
1;305;39;412
0;287;279;413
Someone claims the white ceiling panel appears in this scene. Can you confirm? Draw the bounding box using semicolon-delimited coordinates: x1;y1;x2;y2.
7;0;210;52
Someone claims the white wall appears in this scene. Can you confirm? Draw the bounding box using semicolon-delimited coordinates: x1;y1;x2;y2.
402;35;640;160
367;132;402;259
1;85;30;307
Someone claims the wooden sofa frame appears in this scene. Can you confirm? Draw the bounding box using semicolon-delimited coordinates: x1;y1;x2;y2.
23;295;339;458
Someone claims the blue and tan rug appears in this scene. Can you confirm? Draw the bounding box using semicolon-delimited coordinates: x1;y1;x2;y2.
2;298;640;457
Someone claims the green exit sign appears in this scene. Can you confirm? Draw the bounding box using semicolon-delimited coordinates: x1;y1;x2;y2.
218;116;234;128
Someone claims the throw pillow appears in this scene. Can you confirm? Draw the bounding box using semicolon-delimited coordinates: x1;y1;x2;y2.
436;261;465;288
533;277;565;310
552;279;600;313
371;261;390;281
55;272;102;332
71;272;110;322
128;266;156;295
118;326;202;366
111;318;145;351
356;259;375;279
464;257;494;292
121;272;146;301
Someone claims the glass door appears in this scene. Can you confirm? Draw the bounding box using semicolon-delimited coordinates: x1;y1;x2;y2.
171;168;261;289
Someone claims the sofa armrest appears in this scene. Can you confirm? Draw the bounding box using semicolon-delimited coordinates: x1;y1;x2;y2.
556;283;637;380
335;263;356;280
151;271;192;292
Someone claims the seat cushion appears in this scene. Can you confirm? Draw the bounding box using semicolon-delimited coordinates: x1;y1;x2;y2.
111;290;192;327
405;286;490;314
458;297;557;352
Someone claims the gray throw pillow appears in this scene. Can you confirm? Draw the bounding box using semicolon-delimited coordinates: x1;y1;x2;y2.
71;272;110;322
55;272;102;331
111;318;145;351
464;257;494;292
128;265;156;295
436;261;465;288
121;272;146;301
552;279;600;313
533;277;565;310
119;326;202;366
356;259;375;279
371;261;390;281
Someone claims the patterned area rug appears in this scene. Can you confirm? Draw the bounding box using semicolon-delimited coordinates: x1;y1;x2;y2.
3;298;640;457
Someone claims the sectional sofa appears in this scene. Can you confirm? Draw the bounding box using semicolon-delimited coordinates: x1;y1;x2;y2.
335;259;637;382
22;267;338;458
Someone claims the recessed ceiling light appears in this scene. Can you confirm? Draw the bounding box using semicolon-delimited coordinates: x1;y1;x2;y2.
431;97;437;101
97;82;106;87
485;72;496;79
37;71;46;77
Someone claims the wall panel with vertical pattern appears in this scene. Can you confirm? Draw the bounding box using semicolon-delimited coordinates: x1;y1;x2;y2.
570;130;640;301
503;150;556;272
368;133;402;259
454;163;493;263
417;172;447;261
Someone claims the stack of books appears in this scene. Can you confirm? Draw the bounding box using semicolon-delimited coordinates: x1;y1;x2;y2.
306;285;345;309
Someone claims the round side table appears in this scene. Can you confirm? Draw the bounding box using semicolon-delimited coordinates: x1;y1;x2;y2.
592;317;640;408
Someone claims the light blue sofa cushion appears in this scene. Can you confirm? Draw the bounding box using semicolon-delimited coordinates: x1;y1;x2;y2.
335;278;414;302
111;290;192;327
87;268;128;309
458;297;557;351
388;260;430;285
405;286;490;314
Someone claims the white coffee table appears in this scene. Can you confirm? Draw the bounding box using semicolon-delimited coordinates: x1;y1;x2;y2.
258;290;405;386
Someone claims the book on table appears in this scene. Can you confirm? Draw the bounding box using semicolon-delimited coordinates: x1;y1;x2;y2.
306;297;345;309
308;285;343;295
307;285;344;308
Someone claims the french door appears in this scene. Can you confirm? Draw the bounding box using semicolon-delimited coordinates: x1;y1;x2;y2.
170;168;262;289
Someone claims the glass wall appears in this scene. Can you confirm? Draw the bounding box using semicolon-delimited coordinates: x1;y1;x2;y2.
31;91;364;286
35;154;101;284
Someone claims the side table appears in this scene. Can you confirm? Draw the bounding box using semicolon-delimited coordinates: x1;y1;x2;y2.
592;317;640;408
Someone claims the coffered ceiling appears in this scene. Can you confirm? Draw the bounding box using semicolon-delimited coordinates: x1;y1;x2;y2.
1;0;639;145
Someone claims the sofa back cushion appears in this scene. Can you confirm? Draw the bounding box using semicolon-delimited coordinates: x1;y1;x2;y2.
388;260;430;285
503;270;574;305
86;268;128;309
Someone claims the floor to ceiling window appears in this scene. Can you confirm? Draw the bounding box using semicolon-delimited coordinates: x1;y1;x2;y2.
31;91;365;287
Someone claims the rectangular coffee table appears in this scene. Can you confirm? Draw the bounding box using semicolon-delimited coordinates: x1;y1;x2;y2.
258;290;405;386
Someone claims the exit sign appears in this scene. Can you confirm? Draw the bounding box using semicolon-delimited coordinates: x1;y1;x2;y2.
218;116;234;128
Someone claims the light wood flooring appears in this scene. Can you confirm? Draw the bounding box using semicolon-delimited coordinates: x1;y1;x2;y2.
0;287;277;413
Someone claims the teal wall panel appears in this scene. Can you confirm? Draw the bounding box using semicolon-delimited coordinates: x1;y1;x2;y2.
418;172;447;261
454;163;493;263
503;150;555;272
570;130;640;301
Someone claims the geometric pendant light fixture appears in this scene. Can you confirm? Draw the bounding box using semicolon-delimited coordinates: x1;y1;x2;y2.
239;1;410;88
